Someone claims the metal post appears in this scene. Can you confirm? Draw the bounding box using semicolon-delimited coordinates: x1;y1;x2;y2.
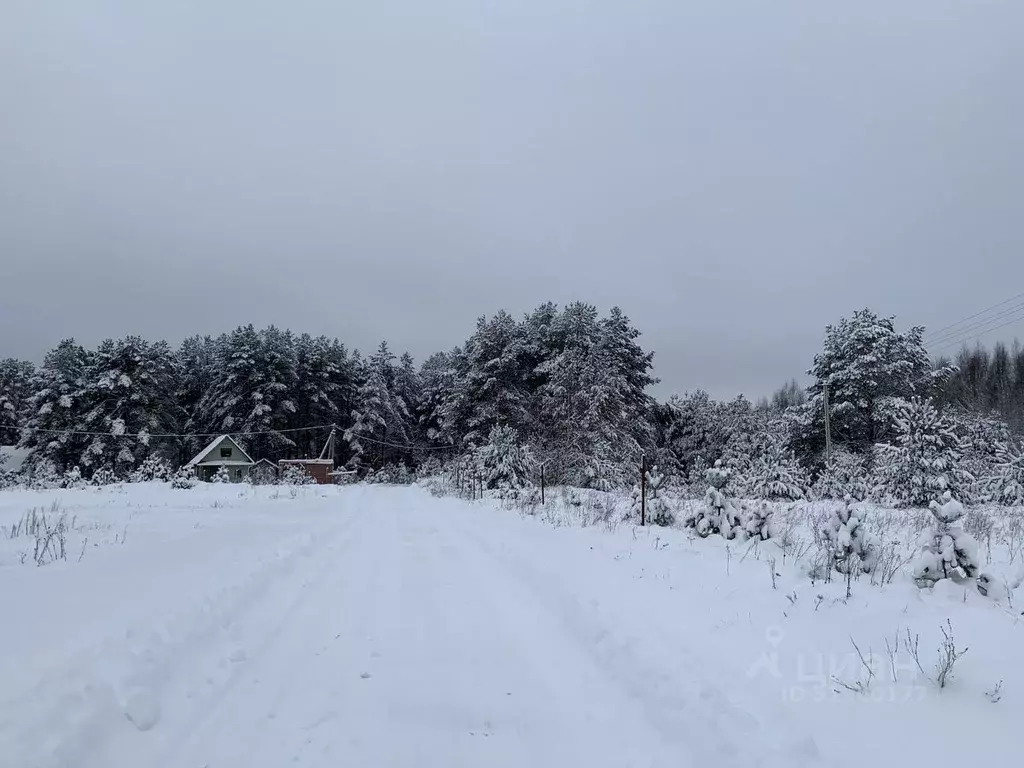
824;385;832;465
640;453;647;526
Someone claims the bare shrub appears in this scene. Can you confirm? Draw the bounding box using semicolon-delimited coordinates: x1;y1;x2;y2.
903;620;969;690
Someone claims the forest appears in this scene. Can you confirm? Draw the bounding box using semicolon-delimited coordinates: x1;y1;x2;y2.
1;304;1023;506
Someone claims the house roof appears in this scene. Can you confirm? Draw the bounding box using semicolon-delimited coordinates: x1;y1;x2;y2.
279;458;333;465
185;435;254;468
252;458;278;468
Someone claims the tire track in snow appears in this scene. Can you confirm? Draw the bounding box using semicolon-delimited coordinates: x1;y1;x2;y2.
4;512;357;768
450;503;841;768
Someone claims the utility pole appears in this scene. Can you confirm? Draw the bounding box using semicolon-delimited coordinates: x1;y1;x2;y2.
640;453;647;526
823;385;832;465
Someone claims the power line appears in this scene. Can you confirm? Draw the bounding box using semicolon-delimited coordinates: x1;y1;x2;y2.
931;310;1024;356
926;300;1024;348
924;291;1024;342
344;432;457;452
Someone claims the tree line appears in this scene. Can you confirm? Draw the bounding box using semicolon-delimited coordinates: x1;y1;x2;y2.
2;305;1023;505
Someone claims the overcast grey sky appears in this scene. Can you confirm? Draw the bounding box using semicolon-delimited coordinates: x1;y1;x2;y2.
2;1;1022;400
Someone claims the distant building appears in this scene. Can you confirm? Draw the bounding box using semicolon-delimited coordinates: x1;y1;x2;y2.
185;435;254;482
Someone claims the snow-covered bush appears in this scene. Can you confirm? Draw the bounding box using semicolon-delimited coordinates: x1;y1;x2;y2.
475;425;533;492
128;455;173;483
211;466;230;483
61;466;86;490
705;460;730;490
823;498;879;574
27;460;61;490
170;467;197;489
912;492;980;585
415;455;443;480
90;467;119;487
739;501;773;541
281;465;315;486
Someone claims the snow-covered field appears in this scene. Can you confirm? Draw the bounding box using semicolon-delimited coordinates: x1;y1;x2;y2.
1;483;1021;768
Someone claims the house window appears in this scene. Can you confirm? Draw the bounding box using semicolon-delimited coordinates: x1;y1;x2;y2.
220;447;232;458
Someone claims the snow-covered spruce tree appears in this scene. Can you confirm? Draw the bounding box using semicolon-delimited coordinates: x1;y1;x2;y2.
912;492;980;585
474;425;533;492
824;498;879;574
743;431;809;501
213;465;230;483
981;441;1024;506
876;397;967;508
811;449;870;501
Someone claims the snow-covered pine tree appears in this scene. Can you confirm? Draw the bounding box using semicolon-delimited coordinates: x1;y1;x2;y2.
811;449;870;501
684;461;741;538
912;492;980;585
291;334;354;459
19;339;92;473
345;343;413;469
76;336;182;476
799;309;935;462
645;465;674;526
213;465;230;483
475;424;533;491
534;304;655;488
981;440;1024;506
462;311;533;446
824;498;879;574
0;358;35;445
176;334;221;462
876;397;967;508
743;430;809;501
195;326;298;460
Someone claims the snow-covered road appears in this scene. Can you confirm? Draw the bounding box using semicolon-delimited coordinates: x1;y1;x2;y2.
3;484;1018;768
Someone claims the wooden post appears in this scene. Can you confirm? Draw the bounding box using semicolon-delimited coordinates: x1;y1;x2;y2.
541;463;545;505
640;453;647;526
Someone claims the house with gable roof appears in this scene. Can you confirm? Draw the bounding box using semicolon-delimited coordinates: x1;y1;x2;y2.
185;435;254;482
